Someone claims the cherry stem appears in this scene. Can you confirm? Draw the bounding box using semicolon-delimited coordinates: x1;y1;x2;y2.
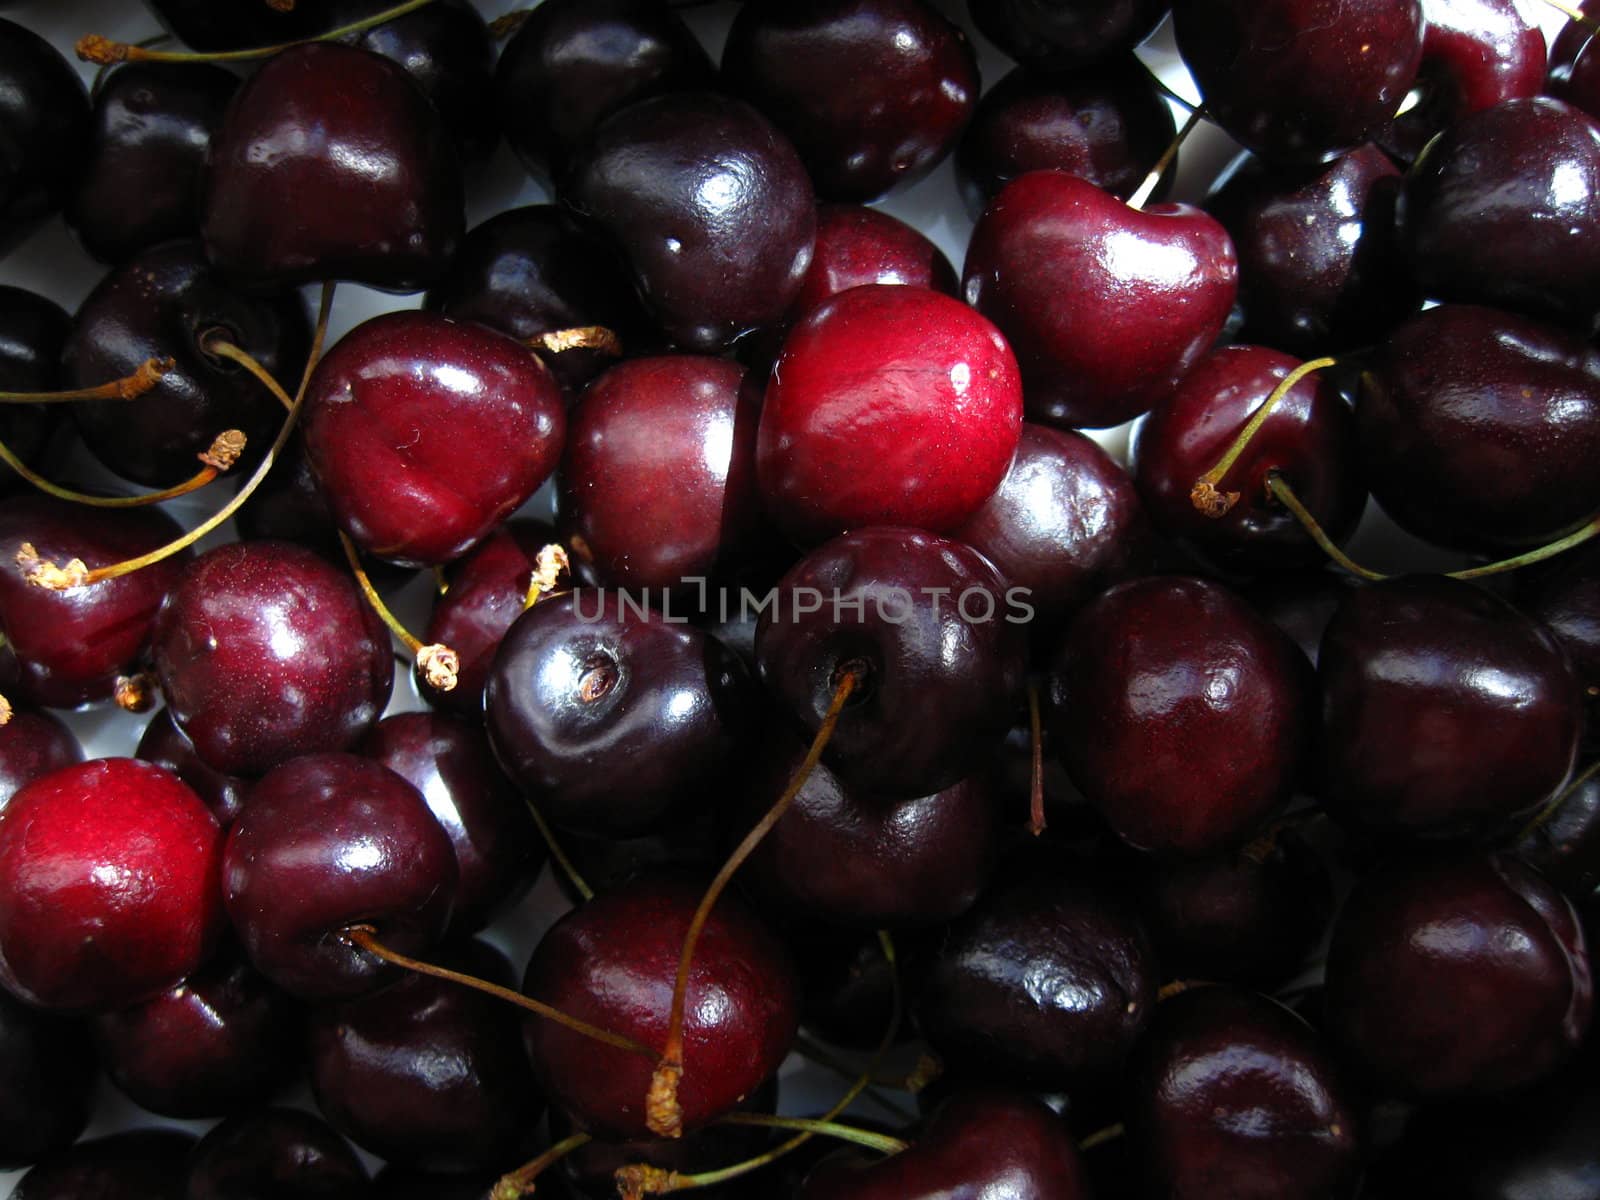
526;325;623;359
77;0;438;64
790;1037;918;1121
1541;0;1600;33
523;793;594;902
341;925;659;1061
1077;1123;1125;1152
646;667;862;1138
523;543;571;609
618;1117;909;1196
0;429;243;510
714;1116;908;1156
490;1132;592;1200
0;693;11;727
1127;106;1204;211
1026;679;1046;837
488;8;531;38
0;357;172;404
336;531;460;693
432;566;448;595
1514;758;1600;843
113;672;157;713
1158;979;1207;1001
1191;357;1338;519
201;337;295;412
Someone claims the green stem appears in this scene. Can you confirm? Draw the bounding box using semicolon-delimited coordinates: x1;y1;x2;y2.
78;0;438;65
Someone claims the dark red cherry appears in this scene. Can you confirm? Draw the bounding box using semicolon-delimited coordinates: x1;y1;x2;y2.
1131;345;1366;572
0;989;94;1168
521;873;798;1141
1126;986;1362;1200
1206;145;1417;357
558;817;722;906
1517;540;1600;748
151;541;392;777
185;1108;369;1200
957;59;1176;216
0;708;80;810
757;285;1022;542
486;590;755;837
1401;97;1600;328
202;42;464;292
756;526;1028;797
565;91;816;353
1325;855;1593;1099
1244;572;1357;670
1514;760;1600;898
63;239;311;488
1319;575;1582;839
90;947;301;1119
791;204;958;319
968;0;1167;73
964;171;1237;429
301;311;564;566
309;938;543;1173
0;19;89;254
1357;305;1600;552
231;432;344;564
1550;10;1600;122
1047;576;1309;856
0;758;223;1012
143;0;317;51
0;287;69;495
359;712;540;935
494;0;713;183
223;752;458;1001
11;1130;195;1200
1173;0;1424;164
137;707;251;827
722;0;979;202
65;64;237;265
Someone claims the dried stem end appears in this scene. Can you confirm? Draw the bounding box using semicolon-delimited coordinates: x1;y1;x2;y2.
0;695;12;726
75;33;128;64
615;1164;679;1200
645;1060;684;1139
114;674;156;714
416;644;460;692
198;430;247;471
17;544;88;591
525;542;571;608
1190;479;1239;518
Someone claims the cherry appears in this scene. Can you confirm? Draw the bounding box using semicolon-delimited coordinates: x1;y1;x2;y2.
90;946;302;1119
309;937;542;1173
1325;854;1593;1099
222;751;458;1000
485;590;755;837
10;1130;195;1200
558;817;722;906
1401;96;1600;329
791;928;902;1050
65;64;237;265
0;989;94;1168
1125;985;1362;1200
1517;541;1600;747
494;0;713;184
1205;145;1416;357
0;19;89;254
0;707;80;809
1243;569;1357;665
1318;575;1582;838
756;285;1023;542
1173;0;1425;164
0;287;69;495
185;1108;369;1200
968;0;1167;73
755;526;1028;797
721;0;979;203
202;42;465;292
301;310;564;567
359;711;541;935
0;757;224;1012
136;707;251;827
1550;9;1600;122
143;0;317;51
792;204;958;319
952;423;1151;629
520;872;798;1141
1357;305;1600;552
231;432;345;564
964;171;1237;429
564;90;816;353
1514;761;1600;898
63;239;311;488
1047;576;1309;856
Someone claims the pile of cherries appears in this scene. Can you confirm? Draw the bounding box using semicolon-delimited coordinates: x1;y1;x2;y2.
0;0;1599;1195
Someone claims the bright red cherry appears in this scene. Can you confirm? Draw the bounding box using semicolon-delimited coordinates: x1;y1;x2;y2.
790;204;958;319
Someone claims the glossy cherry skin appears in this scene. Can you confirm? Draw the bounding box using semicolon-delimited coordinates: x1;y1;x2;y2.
0;758;223;1013
0;708;80;810
494;0;713;183
486;591;755;837
1131;345;1366;573
953;424;1150;629
1206;145;1416;357
90;947;301;1119
0;20;89;254
185;1109;369;1200
1550;11;1600;122
143;0;317;51
757;285;1022;542
521;873;798;1141
792;204;957;318
964;171;1238;429
360;712;540;935
968;0;1166;73
1401;97;1600;328
302;311;564;566
0;287;68;495
1515;761;1600;898
136;708;251;827
1048;576;1309;856
0;989;94;1168
64;239;311;488
65;64;237;264
756;526;1028;797
309;938;543;1173
1518;541;1600;748
11;1130;195;1200
151;541;393;777
1360;305;1600;552
1173;0;1424;165
561;356;763;592
1126;986;1362;1200
800;1087;1092;1199
722;0;979;202
1325;854;1593;1099
223;752;458;1001
1319;576;1582;838
918;874;1157;1093
565;91;816;353
203;42;464;292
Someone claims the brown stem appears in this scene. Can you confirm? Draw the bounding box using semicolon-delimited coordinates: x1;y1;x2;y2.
1026;680;1046;837
201;337;295;412
0;430;242;510
78;0;438;64
526;325;623;359
0;356;172;403
523;793;594;902
618;1118;908;1196
337;531;459;692
490;1132;592;1200
1127;107;1204;210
